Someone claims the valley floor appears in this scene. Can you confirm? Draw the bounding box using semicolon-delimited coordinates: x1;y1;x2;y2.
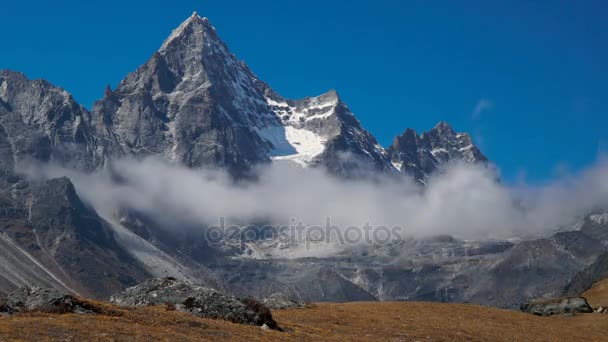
0;301;606;341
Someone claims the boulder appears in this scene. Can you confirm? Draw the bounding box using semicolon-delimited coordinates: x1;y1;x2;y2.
520;297;593;316
262;292;305;310
594;306;608;314
0;286;97;315
110;277;278;329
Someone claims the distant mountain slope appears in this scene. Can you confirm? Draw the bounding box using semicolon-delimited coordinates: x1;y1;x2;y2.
0;174;150;298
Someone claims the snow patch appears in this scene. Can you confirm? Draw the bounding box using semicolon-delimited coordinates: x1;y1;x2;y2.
431;148;448;156
266;95;338;126
590;213;608;225
391;160;403;171
256;125;326;166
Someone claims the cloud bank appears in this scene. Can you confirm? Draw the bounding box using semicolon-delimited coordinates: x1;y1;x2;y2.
20;156;608;243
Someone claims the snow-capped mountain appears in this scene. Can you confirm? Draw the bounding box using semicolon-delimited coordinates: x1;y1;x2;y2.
1;13;481;179
0;12;497;300
2;12;605;309
92;12;393;176
387;121;487;182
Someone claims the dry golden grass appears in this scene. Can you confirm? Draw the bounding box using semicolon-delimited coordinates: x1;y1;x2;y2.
0;301;606;341
583;278;608;307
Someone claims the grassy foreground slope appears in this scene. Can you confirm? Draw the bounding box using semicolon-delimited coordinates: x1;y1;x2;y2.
583;278;608;308
0;301;606;341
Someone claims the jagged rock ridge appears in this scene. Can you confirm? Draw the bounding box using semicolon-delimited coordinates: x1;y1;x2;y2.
387;121;487;182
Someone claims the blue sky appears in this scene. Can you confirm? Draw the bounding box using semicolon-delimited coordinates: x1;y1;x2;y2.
1;0;607;183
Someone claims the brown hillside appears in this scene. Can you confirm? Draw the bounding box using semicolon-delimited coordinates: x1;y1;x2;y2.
583;278;608;308
0;301;607;341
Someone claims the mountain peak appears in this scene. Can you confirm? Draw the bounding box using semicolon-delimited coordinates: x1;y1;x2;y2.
387;122;487;182
433;121;454;131
320;89;341;103
159;12;214;51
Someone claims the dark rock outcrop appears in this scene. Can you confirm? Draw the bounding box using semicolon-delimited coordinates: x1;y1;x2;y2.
520;297;593;316
0;286;100;315
110;277;278;328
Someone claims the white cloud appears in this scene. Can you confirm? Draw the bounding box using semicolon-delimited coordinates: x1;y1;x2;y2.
472;99;494;119
18;156;608;248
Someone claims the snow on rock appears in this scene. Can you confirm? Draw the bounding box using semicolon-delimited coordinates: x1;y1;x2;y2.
387;122;488;182
590;213;608;225
270;127;326;165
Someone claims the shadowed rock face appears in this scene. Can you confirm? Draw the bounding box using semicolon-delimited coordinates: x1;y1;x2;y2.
0;174;150;299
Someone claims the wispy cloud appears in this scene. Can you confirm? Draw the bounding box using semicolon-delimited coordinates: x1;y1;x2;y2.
472;99;494;119
19;155;608;248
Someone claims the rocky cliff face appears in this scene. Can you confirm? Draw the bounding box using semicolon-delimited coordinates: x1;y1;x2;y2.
0;72;148;298
387;122;487;182
0;174;150;298
215;213;608;308
0;70;96;171
91;14;274;175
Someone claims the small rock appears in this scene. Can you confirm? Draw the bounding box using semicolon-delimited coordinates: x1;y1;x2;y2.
261;292;305;310
261;324;269;330
594;306;608;314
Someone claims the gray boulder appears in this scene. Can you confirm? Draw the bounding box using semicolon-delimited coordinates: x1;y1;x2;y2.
262;292;305;310
0;286;97;315
110;277;278;329
520;297;593;316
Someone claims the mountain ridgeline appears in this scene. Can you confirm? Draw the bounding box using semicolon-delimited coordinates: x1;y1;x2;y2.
1;12;483;180
0;12;606;309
